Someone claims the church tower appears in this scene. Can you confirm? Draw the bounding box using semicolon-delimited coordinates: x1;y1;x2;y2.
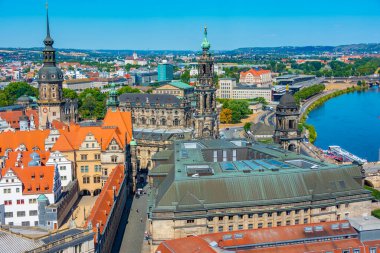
273;86;302;153
106;83;119;112
193;27;219;139
37;5;64;129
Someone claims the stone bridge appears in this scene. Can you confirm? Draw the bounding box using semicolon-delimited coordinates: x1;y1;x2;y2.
323;76;380;85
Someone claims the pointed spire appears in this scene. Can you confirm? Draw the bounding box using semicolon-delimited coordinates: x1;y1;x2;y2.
201;26;211;51
44;0;54;47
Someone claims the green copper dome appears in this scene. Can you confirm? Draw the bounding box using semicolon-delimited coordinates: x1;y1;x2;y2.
130;138;137;146
201;26;211;50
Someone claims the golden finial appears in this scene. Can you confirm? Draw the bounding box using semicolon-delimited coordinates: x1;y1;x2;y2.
286;84;289;92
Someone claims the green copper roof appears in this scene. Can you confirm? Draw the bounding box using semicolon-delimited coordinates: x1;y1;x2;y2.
130;138;137;146
201;26;211;50
37;194;48;201
169;81;194;90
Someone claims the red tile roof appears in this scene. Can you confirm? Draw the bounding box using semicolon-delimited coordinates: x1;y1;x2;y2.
0;109;39;129
86;164;124;237
0;130;50;156
156;221;379;253
52;109;133;152
3;150;50;169
240;68;271;77
2;165;55;195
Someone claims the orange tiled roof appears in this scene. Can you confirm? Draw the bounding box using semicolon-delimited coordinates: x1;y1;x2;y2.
51;120;68;130
156;221;367;253
0;109;39;129
86;164;124;236
0;130;50;156
2;165;55;195
240;68;271;77
3;150;50;169
53;109;133;152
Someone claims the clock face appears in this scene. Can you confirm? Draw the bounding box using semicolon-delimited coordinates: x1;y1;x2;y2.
43;107;48;113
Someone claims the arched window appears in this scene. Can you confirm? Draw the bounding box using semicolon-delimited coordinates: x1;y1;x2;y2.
161;118;166;126
132;117;136;124
151;118;156;125
141;117;146;125
174;118;180;126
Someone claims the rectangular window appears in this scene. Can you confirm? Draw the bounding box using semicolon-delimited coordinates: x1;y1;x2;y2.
81;154;87;160
286;220;291;225
268;222;272;227
21;221;30;226
228;216;233;221
258;223;263;228
304;218;309;224
29;210;38;216
258;213;263;218
277;221;282;227
94;165;102;173
29;199;36;204
370;248;377;253
218;226;223;232
94;176;101;184
353;249;360;253
111;156;118;163
232;149;237;161
295;219;299;224
218;216;223;221
286;211;291;215
16;188;20;193
80;166;89;173
186;220;195;224
228;225;233;231
208;227;214;233
222;150;227;161
83;177;90;184
17;211;26;217
59;166;66;171
321;207;327;212
94;154;101;160
4;212;13;218
213;150;217;162
248;224;253;229
248;214;253;219
238;224;243;230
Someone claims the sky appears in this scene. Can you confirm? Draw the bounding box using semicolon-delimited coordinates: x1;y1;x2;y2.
0;0;379;50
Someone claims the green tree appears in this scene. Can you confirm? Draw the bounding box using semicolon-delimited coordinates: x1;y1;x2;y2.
243;122;252;132
117;86;141;95
180;70;190;83
63;88;78;100
78;88;107;119
2;82;38;105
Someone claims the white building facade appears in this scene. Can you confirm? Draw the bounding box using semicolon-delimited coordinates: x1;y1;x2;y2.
46;151;74;188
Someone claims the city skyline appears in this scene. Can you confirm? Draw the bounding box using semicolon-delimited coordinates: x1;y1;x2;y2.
0;0;380;50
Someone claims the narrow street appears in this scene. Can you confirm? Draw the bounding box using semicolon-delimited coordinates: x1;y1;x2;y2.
112;185;149;253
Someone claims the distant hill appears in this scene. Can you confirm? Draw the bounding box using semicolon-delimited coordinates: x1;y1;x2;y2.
232;43;380;55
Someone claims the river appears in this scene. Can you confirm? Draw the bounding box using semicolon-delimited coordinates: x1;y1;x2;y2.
306;87;380;162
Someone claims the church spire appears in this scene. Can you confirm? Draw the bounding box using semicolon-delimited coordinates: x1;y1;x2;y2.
201;26;211;51
44;1;54;48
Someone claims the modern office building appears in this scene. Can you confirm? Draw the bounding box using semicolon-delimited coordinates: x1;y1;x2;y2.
157;62;174;82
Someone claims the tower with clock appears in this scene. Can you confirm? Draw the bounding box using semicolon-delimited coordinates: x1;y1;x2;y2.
37;5;77;129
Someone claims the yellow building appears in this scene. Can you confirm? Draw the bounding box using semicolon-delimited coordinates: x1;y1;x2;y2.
52;109;135;196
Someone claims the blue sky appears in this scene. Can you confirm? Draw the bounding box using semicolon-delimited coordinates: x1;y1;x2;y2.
0;0;379;50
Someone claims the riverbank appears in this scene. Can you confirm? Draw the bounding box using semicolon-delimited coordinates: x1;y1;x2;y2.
300;85;370;143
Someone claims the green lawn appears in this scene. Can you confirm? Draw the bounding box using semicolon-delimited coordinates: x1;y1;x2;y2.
364;185;380;200
372;209;380;219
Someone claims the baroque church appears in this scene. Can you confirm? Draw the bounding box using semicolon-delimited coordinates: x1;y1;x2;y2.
37;8;77;129
109;27;220;170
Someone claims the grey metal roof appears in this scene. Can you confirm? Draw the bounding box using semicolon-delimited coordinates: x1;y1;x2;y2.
250;122;274;136
119;93;182;106
0;230;43;253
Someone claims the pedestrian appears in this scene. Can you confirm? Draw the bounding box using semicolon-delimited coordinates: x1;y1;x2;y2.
140;218;143;223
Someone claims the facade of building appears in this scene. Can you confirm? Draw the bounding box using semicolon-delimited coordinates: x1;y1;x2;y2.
148;139;372;250
46;151;74;188
36;10;77;129
152;81;194;99
156;218;380;253
0;157;62;227
273;89;302;153
239;68;272;86
193;27;219;139
157;62;174;82
51;109;134;195
217;78;273;102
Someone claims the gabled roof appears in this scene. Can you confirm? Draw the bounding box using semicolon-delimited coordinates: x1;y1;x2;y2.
240;68;271;77
2;165;55;195
0;109;39;129
4;150;50;169
86;165;125;237
0;130;50;156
